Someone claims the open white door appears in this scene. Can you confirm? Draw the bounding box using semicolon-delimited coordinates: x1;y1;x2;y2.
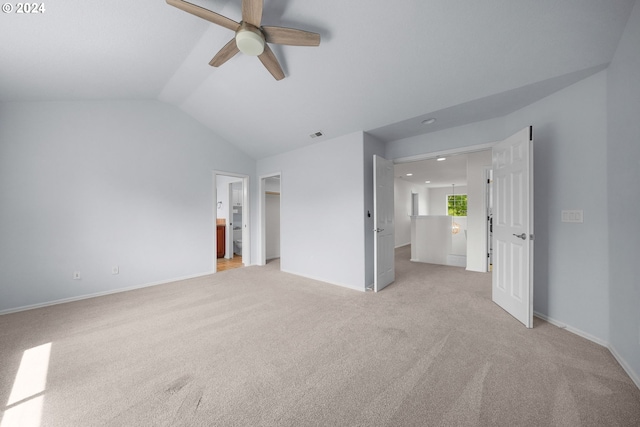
492;126;534;328
374;155;395;292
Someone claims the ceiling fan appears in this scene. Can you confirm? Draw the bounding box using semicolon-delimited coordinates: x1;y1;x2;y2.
166;0;321;80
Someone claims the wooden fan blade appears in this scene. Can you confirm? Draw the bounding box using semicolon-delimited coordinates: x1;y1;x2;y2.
258;44;285;80
209;38;240;67
166;0;240;32
242;0;263;27
262;26;320;46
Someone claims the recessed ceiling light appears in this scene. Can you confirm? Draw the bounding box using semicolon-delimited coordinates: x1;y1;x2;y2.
406;173;413;176
437;157;446;161
421;118;437;125
425;181;431;184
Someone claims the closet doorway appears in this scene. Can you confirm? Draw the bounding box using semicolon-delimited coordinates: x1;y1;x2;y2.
259;173;281;267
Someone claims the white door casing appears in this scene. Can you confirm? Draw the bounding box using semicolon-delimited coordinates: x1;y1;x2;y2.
374;155;395;292
492;126;534;328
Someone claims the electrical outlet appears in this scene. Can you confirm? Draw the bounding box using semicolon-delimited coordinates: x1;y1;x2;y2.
73;271;81;280
112;266;119;275
561;210;584;223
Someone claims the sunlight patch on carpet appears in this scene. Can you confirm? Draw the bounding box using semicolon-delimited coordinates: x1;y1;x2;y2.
1;342;52;427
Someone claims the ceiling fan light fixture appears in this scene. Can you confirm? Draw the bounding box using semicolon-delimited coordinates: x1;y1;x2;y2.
236;29;265;56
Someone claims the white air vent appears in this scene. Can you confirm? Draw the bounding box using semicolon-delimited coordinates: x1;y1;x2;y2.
309;131;324;139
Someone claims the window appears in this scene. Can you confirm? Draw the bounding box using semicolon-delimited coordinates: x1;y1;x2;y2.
447;194;467;216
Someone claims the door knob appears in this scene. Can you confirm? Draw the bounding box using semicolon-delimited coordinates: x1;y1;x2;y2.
513;233;527;240
374;228;384;232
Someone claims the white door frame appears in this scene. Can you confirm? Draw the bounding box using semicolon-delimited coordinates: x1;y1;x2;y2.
213;171;250;273
258;172;282;266
485;167;493;272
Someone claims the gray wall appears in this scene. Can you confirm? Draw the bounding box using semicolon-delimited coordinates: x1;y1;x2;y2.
256;132;368;291
607;0;640;384
0;100;255;312
386;116;506;161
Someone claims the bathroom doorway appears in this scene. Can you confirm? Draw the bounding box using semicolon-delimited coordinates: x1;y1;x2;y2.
214;172;250;273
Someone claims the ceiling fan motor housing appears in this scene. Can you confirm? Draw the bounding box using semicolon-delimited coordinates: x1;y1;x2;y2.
236;23;265;56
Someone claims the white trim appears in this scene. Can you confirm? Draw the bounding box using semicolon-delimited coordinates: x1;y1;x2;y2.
534;311;608;347
608;344;640;390
0;271;214;316
280;268;366;293
393;142;495;164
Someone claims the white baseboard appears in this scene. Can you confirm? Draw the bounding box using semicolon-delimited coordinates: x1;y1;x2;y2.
608;344;640;390
534;311;608;347
535;311;639;391
279;268;366;293
0;271;214;316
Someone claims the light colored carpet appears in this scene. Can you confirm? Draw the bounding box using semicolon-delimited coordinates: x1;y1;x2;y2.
1;246;639;426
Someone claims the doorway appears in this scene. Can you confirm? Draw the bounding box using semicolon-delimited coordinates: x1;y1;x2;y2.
393;150;492;272
214;172;250;273
259;173;281;267
383;127;533;328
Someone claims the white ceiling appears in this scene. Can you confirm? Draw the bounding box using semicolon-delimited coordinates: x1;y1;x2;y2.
1;0;635;159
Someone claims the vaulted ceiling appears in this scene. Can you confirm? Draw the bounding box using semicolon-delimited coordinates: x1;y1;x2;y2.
1;0;635;159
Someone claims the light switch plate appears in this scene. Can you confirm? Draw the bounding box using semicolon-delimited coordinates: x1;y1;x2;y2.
561;210;583;223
